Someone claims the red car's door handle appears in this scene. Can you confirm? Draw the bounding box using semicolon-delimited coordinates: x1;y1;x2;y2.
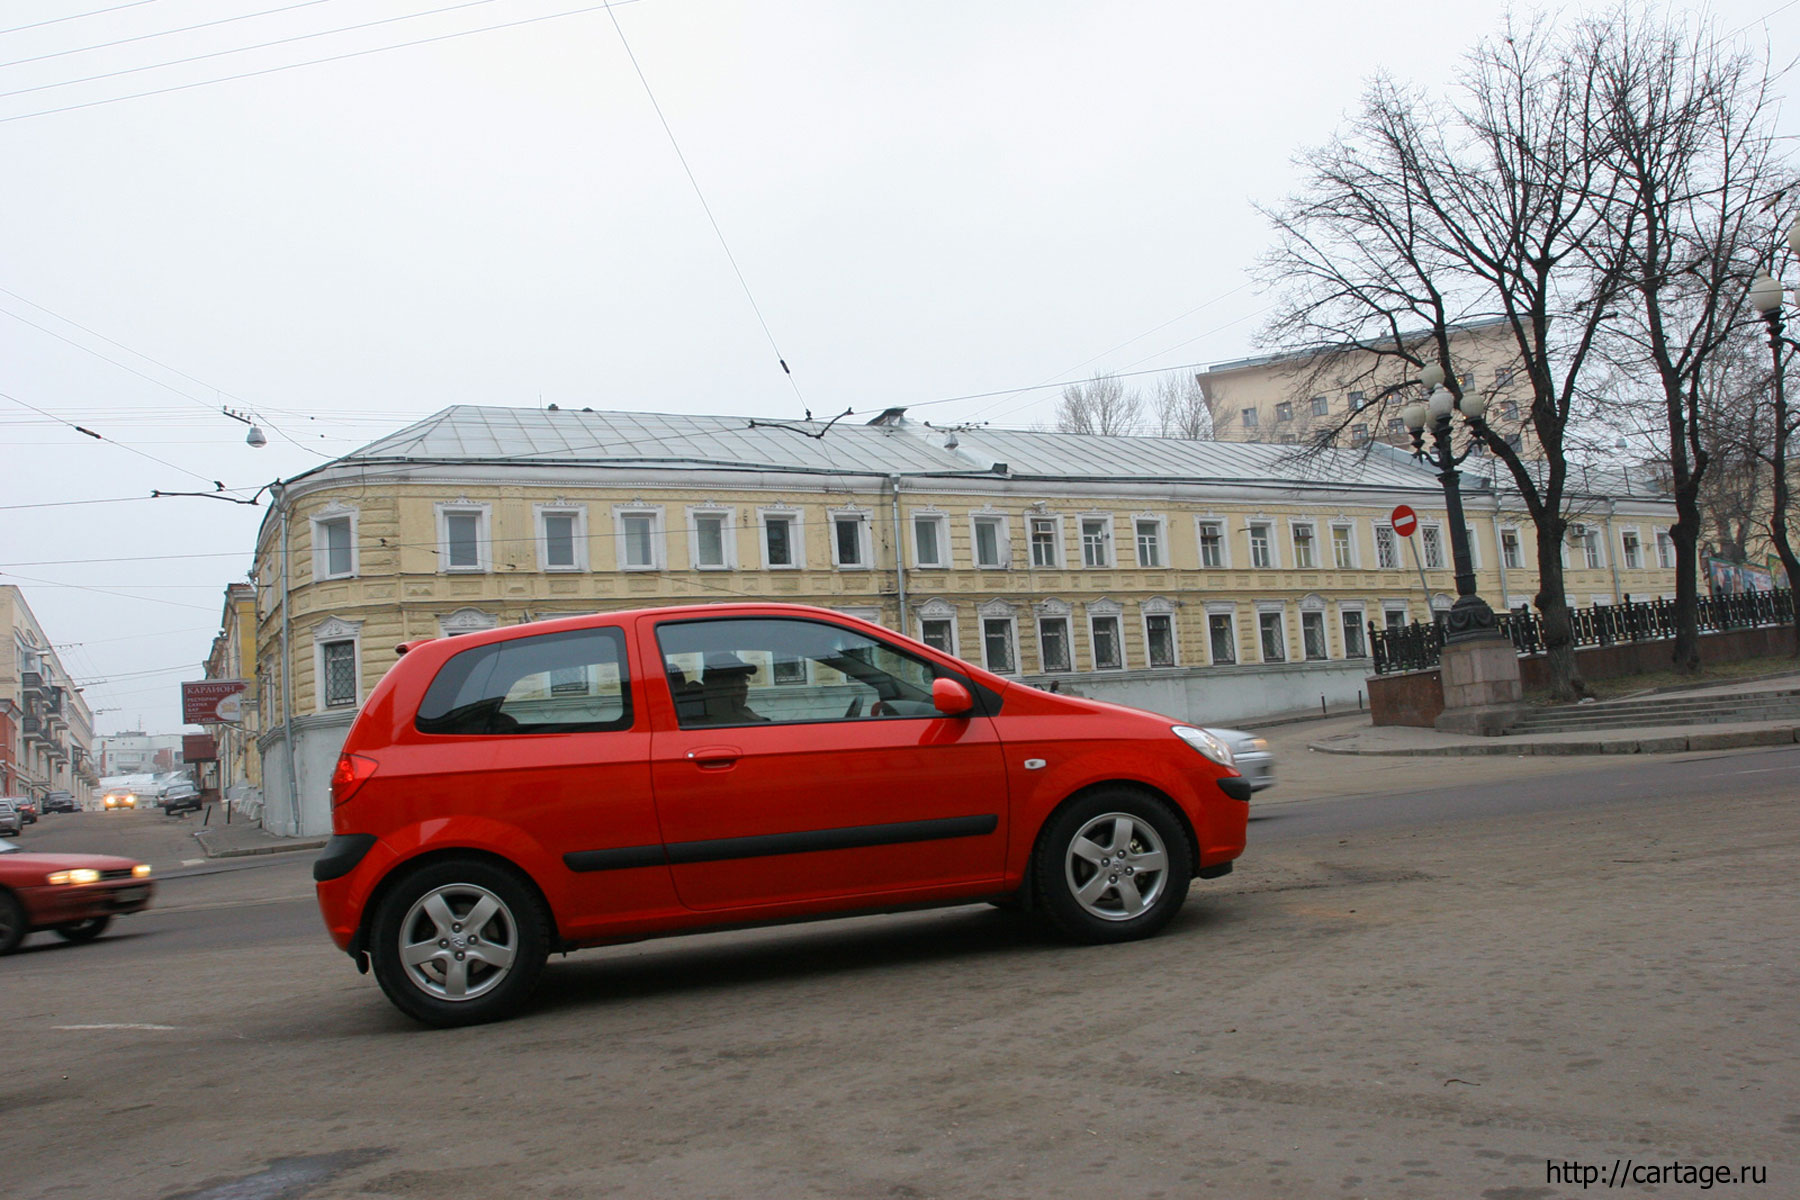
685;746;741;770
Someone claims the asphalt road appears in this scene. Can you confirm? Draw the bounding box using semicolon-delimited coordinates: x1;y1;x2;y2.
6;745;1797;1199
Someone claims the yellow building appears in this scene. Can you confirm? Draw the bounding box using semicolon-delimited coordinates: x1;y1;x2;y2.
1;585;98;804
249;406;1677;835
201;582;261;806
1198;318;1533;453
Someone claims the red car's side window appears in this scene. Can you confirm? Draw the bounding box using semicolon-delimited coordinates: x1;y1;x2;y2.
415;627;632;735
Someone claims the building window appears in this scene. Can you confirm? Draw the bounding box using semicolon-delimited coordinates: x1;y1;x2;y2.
1656;530;1675;569
1463;525;1480;569
1621;530;1642;569
1347;390;1366;408
438;506;489;573
1038;616;1071;672
1387;417;1406;438
1384;606;1408;629
1311;395;1329;417
913;513;948;567
1583;531;1603;570
920;617;956;654
321;640;357;708
762;512;800;568
1275;400;1294;422
1208;613;1236;664
313;513;355;580
1291;522;1316;569
1241;407;1259;429
1500;399;1519;421
1081;517;1111;568
1375;526;1399;569
1505;432;1523;451
1198;521;1225;568
1248;522;1273;568
1351;423;1371;446
1340;609;1367;657
1495;367;1514;386
1301;610;1328;660
1501;527;1522;569
771;655;809;685
831;513;868;569
1090;614;1123;670
1029;517;1060;568
616;509;664;571
1332;525;1355;569
1145;613;1176;668
689;510;732;570
982;618;1017;674
1134;519;1164;568
972;515;1008;568
538;508;585;572
1258;611;1287;662
1421;525;1445;569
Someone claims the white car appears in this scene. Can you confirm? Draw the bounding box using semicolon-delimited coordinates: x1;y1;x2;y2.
1205;728;1273;793
0;800;23;837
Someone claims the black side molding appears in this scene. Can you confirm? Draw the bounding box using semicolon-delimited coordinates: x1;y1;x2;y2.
1216;776;1253;802
313;833;378;882
563;815;1001;873
563;844;667;873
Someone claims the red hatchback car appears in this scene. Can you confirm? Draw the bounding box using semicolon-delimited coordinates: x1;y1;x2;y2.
315;604;1251;1026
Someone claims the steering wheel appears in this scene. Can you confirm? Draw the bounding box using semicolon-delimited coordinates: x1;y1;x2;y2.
843;697;862;719
869;700;887;717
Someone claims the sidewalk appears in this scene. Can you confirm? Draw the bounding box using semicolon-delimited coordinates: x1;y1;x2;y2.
191;812;327;860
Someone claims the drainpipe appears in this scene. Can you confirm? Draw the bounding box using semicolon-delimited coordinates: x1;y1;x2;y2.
1491;492;1509;607
888;475;908;632
1605;498;1622;603
275;482;299;837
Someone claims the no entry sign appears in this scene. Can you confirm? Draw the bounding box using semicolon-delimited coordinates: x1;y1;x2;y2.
1391;505;1419;537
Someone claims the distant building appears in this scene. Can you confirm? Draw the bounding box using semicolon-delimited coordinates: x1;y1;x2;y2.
246;405;1678;836
201;583;261;806
97;732;185;777
1197;319;1533;454
1;586;98;802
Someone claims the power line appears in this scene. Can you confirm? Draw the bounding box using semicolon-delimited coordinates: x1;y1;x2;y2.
0;571;218;612
0;390;256;495
0;1;164;38
0;494;162;511
0;0;339;71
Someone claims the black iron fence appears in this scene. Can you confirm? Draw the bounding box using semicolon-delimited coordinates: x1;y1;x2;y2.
1369;589;1795;675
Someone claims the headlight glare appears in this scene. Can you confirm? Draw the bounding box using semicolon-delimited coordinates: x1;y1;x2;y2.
1171;725;1235;767
48;868;101;885
133;864;152;878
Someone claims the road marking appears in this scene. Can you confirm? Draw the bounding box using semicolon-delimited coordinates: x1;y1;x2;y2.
1732;767;1793;775
53;1024;178;1031
180;858;206;866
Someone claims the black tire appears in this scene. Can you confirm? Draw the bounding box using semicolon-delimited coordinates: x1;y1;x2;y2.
1032;789;1192;944
55;916;112;943
369;858;550;1028
0;891;26;955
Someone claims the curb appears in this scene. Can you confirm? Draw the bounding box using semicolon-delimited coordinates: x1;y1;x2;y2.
192;831;328;860
1307;724;1800;758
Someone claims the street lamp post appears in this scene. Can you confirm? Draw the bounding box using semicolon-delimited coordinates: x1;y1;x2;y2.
1400;364;1503;643
1748;214;1800;650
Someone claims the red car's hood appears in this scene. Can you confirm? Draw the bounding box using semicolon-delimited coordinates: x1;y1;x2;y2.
0;851;143;875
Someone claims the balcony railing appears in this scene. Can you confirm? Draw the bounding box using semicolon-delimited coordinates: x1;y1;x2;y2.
1370;589;1795;675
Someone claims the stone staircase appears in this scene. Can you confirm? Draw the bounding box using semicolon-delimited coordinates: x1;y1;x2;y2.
1507;686;1800;734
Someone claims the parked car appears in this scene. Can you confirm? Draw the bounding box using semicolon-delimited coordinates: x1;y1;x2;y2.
0;801;23;838
13;799;37;825
42;791;79;814
0;837;154;953
101;790;137;811
315;603;1253;1027
160;784;202;816
1205;728;1273;793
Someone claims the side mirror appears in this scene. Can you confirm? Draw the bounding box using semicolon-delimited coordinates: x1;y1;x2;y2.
931;677;974;716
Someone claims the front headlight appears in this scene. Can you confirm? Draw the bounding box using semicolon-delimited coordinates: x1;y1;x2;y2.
1245;737;1269;754
47;868;102;885
132;864;152;878
1171;725;1235;767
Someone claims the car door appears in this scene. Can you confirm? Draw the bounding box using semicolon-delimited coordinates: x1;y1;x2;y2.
645;614;1009;912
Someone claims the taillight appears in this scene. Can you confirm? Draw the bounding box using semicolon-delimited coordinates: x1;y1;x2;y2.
331;753;379;807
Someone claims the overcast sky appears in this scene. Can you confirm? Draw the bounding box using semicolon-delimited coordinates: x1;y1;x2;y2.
1;0;1793;738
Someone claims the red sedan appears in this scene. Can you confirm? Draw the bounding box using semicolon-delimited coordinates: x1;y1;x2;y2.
0;839;154;953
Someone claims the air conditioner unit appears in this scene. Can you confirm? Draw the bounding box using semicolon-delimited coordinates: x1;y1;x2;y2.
1567;523;1590;540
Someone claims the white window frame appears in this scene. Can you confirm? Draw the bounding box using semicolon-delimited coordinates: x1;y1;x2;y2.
1383;602;1410;629
1132;515;1168;569
1462;525;1480;570
686;506;737;571
828;508;872;570
1087;602;1126;671
1079;513;1115;569
1330;522;1357;570
1337;603;1367;658
1620;527;1642;570
1195;517;1230;569
435;502;492;574
310;503;359;582
1141;598;1179;669
311;616;363;713
970;513;1010;570
1420;524;1446;570
1205;605;1238;665
535;504;588;573
1247;520;1277;569
911;510;950;569
1299;603;1329;661
977;602;1020;675
1374;524;1400;570
757;507;804;570
1035;600;1074;674
1500;525;1523;570
1289;519;1318;569
1582;530;1605;570
613;506;667;572
1256;605;1289;663
1654;528;1675;569
1027;513;1063;569
916;599;959;657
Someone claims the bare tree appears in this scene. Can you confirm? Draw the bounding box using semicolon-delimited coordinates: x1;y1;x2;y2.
1153;372;1212;439
1055;374;1144;436
1585;8;1792;672
1258;17;1629;700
